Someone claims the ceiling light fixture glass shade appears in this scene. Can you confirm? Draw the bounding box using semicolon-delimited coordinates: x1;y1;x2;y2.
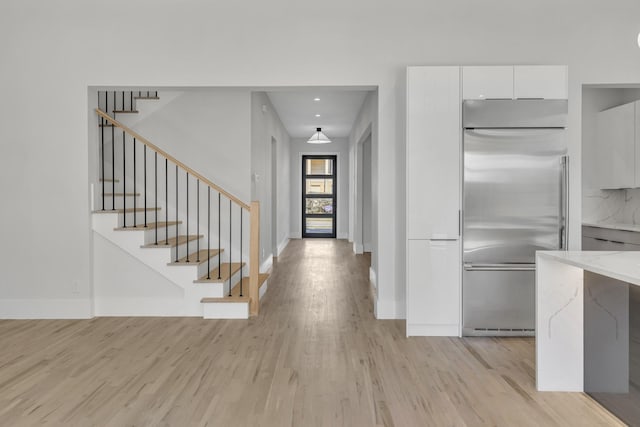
307;127;331;144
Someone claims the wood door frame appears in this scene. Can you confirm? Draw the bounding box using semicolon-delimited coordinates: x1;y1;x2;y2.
302;155;337;238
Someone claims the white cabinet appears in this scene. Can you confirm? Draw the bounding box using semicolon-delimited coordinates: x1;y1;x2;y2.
407;239;460;336
462;65;568;100
462;66;514;100
406;66;460;240
406;66;461;337
514;66;568;99
596;101;636;189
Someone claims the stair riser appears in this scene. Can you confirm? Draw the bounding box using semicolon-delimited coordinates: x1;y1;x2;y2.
100;195;141;210
141;225;180;245
118;210;161;227
202;302;248;319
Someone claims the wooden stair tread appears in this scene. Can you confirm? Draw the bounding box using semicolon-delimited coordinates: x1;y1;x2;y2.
115;221;180;231
112;110;139;114
200;274;268;303
99;178;119;182
103;192;140;196
141;235;202;248
168;249;223;266
194;262;245;283
94;207;160;214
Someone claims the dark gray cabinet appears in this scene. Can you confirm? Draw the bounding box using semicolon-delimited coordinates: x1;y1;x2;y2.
582;225;640;251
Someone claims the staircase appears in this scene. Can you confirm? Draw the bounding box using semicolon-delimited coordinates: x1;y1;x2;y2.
91;91;267;319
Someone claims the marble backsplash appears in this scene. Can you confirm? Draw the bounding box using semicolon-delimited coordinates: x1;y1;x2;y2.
583;188;640;224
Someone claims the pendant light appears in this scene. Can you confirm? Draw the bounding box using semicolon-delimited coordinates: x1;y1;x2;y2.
307;127;331;144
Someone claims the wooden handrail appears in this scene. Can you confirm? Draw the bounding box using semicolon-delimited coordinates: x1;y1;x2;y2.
95;108;250;211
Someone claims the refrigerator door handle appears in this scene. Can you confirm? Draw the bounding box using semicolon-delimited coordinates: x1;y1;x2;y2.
560;156;569;250
464;263;536;272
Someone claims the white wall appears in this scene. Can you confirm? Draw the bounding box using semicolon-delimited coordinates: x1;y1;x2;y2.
362;136;373;252
2;0;640;318
290;138;350;239
251;92;291;265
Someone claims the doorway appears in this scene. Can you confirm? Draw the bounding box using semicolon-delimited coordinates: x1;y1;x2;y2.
302;155;337;238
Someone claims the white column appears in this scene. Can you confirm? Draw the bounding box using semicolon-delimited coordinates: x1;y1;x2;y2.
536;253;584;391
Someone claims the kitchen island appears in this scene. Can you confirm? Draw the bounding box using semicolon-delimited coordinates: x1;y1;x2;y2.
537;251;640;425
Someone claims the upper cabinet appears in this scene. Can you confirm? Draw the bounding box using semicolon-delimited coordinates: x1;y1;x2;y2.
462;65;568;100
462;66;514;100
596;101;638;189
406;66;461;240
514;66;568;99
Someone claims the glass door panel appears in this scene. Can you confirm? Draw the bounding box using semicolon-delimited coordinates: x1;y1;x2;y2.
302;155;336;238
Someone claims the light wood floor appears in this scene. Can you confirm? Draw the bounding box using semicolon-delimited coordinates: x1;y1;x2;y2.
0;239;623;426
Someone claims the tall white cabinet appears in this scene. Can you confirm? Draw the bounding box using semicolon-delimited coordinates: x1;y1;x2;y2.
406;66;461;336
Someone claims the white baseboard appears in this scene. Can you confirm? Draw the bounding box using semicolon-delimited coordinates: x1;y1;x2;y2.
260;255;273;273
0;298;93;319
289;232;302;239
353;242;364;254
363;242;372;252
375;298;406;320
369;267;377;290
406;324;459;337
338;232;348;239
277;238;290;257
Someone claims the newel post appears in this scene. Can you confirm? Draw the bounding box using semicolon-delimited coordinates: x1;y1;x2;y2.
249;201;260;316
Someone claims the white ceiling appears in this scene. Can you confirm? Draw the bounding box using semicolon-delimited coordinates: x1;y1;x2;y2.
266;89;371;139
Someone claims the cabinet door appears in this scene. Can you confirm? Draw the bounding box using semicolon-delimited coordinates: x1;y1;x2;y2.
462;66;514;100
596;102;635;189
407;239;460;336
406;66;461;239
514;66;568;99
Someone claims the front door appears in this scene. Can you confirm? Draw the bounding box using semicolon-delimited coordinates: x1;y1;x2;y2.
302;155;337;238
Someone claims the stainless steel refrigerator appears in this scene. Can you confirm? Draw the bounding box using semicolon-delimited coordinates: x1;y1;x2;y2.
462;99;568;336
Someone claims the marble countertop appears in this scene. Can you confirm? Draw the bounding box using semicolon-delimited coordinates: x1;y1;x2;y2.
537;251;640;286
582;221;640;233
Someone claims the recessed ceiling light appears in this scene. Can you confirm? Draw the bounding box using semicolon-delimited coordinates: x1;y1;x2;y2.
315;114;321;117
314;97;320;101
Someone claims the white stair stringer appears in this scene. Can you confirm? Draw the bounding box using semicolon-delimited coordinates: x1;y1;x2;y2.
92;212;234;316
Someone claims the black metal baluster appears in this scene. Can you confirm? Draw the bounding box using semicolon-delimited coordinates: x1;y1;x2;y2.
240;208;243;297
100;92;105;211
186;172;189;262
113;91;116;115
155;90;158;98
168;159;170;246
130;91;133;111
175;164;178;262
218;193;221;279
121;90;124;111
207;187;211;279
133;138;137;227
122;130;126;227
147;90;150;98
110;94;115;211
197;180;200;262
144;146;148;227
229;199;232;297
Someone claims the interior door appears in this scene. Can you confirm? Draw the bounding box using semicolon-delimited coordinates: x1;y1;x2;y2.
302;155;336;238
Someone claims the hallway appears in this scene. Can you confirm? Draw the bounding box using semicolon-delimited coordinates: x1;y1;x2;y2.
0;239;621;426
